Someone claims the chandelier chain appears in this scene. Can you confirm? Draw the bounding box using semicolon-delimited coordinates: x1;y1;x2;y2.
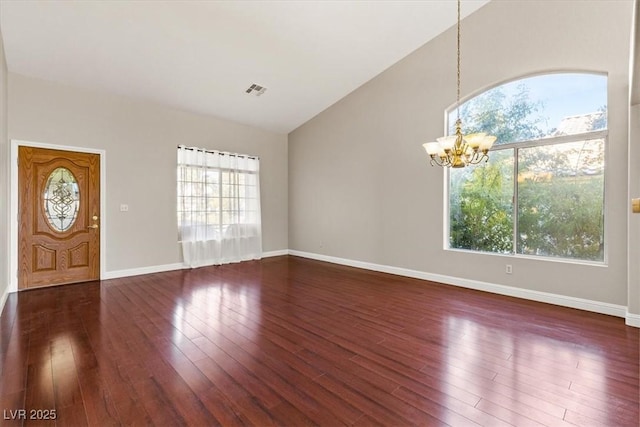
422;0;496;168
456;0;461;121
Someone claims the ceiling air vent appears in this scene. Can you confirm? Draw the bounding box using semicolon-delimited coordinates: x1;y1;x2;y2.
245;83;267;97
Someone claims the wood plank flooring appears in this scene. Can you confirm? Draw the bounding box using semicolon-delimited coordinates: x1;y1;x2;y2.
0;255;638;426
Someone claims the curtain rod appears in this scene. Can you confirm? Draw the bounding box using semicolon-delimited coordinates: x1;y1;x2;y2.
178;145;259;160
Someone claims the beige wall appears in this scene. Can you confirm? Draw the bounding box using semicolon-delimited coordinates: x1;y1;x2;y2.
0;27;8;307
630;104;639;316
8;74;288;275
289;0;633;306
629;0;640;318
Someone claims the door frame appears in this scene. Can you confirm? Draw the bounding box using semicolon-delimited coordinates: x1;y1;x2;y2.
9;139;107;293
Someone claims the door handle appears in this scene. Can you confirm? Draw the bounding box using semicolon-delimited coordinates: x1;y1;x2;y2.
87;224;99;229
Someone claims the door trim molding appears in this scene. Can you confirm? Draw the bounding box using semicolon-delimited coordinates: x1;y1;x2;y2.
9;139;107;292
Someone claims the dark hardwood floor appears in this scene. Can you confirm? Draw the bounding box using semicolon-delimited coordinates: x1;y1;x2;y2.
0;255;638;426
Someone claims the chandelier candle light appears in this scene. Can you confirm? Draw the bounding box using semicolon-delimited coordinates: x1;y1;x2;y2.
423;0;496;168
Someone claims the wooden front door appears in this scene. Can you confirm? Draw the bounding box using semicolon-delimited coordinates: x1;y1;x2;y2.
18;147;100;289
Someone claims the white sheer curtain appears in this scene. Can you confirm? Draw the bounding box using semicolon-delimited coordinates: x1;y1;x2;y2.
177;145;262;268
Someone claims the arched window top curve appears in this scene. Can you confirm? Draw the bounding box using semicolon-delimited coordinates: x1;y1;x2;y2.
448;73;607;146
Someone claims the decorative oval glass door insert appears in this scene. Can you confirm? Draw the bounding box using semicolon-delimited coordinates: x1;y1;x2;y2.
43;167;80;232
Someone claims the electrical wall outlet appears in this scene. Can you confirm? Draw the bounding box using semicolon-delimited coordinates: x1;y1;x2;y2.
120;204;129;212
506;264;513;274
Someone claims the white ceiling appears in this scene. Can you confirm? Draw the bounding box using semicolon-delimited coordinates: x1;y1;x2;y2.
0;0;490;134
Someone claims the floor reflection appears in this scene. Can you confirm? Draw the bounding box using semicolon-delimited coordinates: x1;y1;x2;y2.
444;309;639;426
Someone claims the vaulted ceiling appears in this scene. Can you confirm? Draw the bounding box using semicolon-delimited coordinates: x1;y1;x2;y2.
0;0;490;133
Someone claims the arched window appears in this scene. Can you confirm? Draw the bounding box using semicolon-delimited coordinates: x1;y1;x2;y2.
448;73;607;262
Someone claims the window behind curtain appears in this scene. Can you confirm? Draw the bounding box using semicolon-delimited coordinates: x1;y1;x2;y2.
448;73;607;262
177;146;261;267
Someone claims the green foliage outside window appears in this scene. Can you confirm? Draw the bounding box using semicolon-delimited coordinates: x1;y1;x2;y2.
454;83;547;144
450;150;513;253
517;140;604;261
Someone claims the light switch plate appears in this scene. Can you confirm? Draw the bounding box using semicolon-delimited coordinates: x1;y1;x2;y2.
632;198;640;213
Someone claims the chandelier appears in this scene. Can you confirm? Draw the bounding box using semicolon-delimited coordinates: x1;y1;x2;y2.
423;0;496;168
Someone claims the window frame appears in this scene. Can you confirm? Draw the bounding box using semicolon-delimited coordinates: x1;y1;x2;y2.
443;72;609;266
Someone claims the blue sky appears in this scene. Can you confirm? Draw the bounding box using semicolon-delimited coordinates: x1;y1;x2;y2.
520;73;607;132
449;73;607;136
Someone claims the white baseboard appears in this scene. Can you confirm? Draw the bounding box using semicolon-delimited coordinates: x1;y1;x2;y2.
104;263;185;280
0;287;9;317
289;250;632;322
626;312;640;327
103;250;289;280
262;249;289;258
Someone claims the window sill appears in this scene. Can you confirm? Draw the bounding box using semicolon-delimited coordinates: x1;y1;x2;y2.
444;247;608;268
